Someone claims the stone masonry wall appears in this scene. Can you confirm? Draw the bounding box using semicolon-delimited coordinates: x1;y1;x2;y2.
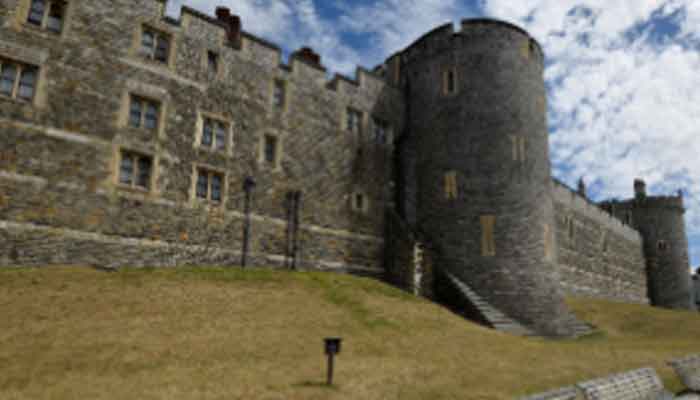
609;196;694;309
0;0;403;272
403;19;582;337
552;181;648;303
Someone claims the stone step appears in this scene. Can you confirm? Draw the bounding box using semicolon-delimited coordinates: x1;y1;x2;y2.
443;271;537;337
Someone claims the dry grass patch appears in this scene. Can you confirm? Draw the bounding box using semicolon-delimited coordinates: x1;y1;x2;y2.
0;266;699;399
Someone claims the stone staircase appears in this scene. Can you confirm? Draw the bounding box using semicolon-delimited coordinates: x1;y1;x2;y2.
443;271;595;338
443;271;536;336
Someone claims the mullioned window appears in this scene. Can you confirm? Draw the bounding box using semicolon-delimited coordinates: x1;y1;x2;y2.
195;168;224;203
129;95;160;131
0;59;38;101
119;151;153;190
27;0;66;33
140;26;171;64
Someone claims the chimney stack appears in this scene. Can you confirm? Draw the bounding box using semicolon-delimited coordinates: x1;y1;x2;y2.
215;6;230;20
292;47;324;70
215;6;242;49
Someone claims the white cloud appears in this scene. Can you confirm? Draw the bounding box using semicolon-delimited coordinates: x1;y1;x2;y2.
336;0;466;55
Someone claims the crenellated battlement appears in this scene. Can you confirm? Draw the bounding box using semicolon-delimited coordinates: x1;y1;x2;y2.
553;179;642;241
634;195;685;211
379;18;545;77
161;2;400;101
603;195;685;212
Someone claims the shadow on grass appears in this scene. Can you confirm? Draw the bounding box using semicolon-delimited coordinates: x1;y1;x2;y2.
573;330;607;341
291;380;340;390
323;287;399;330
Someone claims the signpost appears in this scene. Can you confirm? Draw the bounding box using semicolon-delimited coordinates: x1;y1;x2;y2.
324;337;342;386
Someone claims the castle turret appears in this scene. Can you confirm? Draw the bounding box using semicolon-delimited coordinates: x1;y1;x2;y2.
634;178;647;200
397;20;581;336
628;182;694;310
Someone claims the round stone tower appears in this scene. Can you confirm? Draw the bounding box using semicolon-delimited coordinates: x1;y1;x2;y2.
396;19;580;336
628;180;694;310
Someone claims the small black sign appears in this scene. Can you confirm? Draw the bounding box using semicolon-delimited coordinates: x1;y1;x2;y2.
324;337;342;355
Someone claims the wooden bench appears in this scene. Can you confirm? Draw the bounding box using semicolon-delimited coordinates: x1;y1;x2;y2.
668;354;700;392
519;367;674;400
576;367;674;400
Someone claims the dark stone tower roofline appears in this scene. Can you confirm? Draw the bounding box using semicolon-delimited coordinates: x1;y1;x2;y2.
385;18;545;67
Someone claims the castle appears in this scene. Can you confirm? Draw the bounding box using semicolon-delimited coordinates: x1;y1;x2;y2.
0;0;694;337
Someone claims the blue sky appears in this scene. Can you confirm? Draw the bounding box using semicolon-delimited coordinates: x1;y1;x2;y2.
167;0;700;269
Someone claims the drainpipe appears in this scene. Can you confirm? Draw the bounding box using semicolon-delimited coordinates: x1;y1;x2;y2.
284;191;294;269
241;176;256;268
291;190;302;270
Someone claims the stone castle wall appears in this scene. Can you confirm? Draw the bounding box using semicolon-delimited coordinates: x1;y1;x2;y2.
0;0;403;273
398;19;582;337
1;0;683;317
608;196;694;309
552;181;648;303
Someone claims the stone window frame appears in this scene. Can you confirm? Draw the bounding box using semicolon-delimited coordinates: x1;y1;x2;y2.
444;170;458;200
0;47;49;109
544;223;553;261
127;94;162;131
372;116;393;146
520;38;531;60
190;163;229;208
0;57;40;104
201;48;224;79
350;190;370;214
117;83;169;141
344;107;365;140
509;135;527;162
130;22;177;71
442;67;458;96
112;147;158;194
270;78;289;113
194;110;234;157
257;130;285;172
657;240;669;252
480;215;496;257
26;0;65;33
15;0;74;39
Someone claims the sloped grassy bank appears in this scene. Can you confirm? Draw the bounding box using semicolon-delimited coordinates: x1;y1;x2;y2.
0;266;698;399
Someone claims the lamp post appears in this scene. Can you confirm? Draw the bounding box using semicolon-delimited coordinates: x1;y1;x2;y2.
241;176;256;268
324;337;342;386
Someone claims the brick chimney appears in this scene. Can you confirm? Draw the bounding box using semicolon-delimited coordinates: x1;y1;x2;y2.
292;47;324;70
215;6;242;49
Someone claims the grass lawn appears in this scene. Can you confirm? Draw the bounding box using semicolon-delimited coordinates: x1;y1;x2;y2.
0;266;699;399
